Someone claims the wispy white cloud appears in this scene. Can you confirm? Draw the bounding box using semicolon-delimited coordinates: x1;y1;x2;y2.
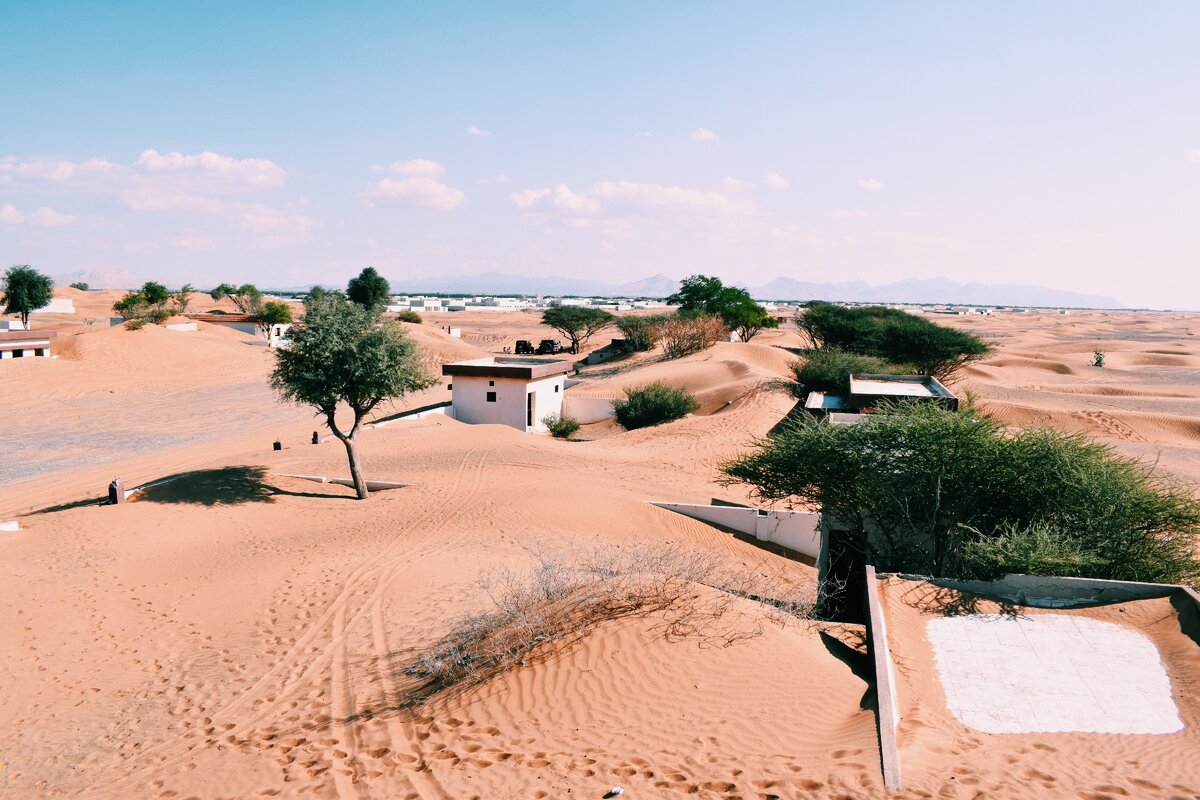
363;177;465;210
467;125;492;137
689;128;718;142
719;176;754;194
168;230;218;250
0;202;76;226
480;174;511;184
511;187;550;209
134;149;286;188
857;178;885;191
764;171;790;190
388;158;446;177
511;179;752;222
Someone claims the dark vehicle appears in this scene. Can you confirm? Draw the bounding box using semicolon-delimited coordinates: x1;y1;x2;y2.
536;339;563;355
514;339;535;355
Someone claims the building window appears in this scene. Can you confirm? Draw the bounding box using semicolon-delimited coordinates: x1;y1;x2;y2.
486;391;497;402
489;380;495;386
447;383;452;390
13;350;23;358
554;384;559;393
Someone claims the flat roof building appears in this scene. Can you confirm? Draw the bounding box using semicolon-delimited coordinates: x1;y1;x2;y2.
442;357;572;433
0;329;55;359
848;374;958;412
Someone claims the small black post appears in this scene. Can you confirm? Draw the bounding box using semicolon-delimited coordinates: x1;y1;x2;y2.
273;440;282;451
312;431;320;445
108;479;125;505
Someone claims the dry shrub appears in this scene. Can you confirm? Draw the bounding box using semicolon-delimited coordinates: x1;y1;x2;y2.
659;314;726;359
399;543;816;709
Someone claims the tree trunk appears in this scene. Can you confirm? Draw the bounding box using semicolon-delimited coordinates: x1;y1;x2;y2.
342;433;369;499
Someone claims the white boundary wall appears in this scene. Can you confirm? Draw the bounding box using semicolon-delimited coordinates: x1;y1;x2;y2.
562;394;617;424
649;502;822;558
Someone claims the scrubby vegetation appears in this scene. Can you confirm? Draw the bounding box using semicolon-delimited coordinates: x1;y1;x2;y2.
723;401;1200;585
613;381;700;429
796;301;990;381
395;309;423;324
542;413;581;438
68;281;89;291
615;313;670;352
112;281;191;327
792;348;894;396
659;314;726;359
399;544;816;708
1093;350;1106;368
255;300;293;338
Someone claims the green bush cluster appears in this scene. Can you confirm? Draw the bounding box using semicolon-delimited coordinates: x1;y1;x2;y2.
615;314;670;352
395;309;423;324
542;413;582;438
793;348;894;396
723;401;1200;585
613;382;700;430
796;302;989;381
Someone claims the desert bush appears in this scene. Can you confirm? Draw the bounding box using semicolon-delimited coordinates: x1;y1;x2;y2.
659;314;726;359
613;381;700;429
146;307;174;324
615;314;669;352
542;413;581;438
959;522;1106;581
112;292;151;321
123;318;148;331
399;544;816;708
1093;350;1105;368
395;309;423;324
69;281;89;291
796;302;989;381
793;348;897;396
723;400;1200;584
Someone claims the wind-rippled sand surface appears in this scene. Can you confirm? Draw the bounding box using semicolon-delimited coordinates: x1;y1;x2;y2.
2;296;1198;799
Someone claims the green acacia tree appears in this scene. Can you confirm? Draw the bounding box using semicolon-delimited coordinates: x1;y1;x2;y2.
347;266;391;311
667;274;776;341
211;282;264;314
256;300;293;339
722;401;1200;584
541;306;615;353
2;265;54;327
270;298;435;499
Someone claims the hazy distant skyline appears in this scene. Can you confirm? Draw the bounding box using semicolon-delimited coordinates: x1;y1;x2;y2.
2;2;1199;308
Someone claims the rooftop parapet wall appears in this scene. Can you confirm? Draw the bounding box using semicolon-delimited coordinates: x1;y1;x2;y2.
443;357;572;380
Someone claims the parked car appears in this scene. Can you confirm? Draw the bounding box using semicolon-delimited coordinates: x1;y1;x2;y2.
514;339;535;355
536;339;563;355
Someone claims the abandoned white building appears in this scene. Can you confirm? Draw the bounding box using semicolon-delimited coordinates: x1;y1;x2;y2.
0;328;55;359
443;357;571;433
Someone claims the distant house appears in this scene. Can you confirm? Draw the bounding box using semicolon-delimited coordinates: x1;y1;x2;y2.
185;312;259;335
0;328;55;359
30;298;75;315
443;357;571;433
806;373;958;422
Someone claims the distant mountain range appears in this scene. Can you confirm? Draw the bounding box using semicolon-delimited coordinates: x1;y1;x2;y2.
55;266;1125;309
388;272;1124;308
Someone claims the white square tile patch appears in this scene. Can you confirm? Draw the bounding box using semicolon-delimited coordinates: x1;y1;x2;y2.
926;613;1183;734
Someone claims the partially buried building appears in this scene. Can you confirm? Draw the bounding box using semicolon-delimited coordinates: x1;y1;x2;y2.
443;357;571;434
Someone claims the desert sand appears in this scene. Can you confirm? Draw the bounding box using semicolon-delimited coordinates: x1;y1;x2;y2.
2;297;1199;799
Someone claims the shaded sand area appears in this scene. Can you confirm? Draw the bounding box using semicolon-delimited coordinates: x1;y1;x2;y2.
878;577;1200;798
3;303;1200;798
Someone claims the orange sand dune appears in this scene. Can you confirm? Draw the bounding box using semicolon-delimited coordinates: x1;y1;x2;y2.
2;307;1199;799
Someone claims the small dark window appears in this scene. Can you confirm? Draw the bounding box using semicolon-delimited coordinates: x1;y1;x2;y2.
554;384;559;393
13;350;23;358
486;391;497;402
488;380;495;386
35;349;45;357
447;383;452;390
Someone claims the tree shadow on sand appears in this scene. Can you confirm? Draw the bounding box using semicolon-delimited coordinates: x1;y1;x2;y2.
135;466;353;506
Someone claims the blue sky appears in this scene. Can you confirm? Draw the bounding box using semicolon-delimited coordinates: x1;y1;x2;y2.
2;1;1198;307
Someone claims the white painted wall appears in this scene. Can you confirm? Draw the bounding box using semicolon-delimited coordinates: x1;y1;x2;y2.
650;502;822;558
451;374;565;433
562;394;617;424
30;298;75;314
